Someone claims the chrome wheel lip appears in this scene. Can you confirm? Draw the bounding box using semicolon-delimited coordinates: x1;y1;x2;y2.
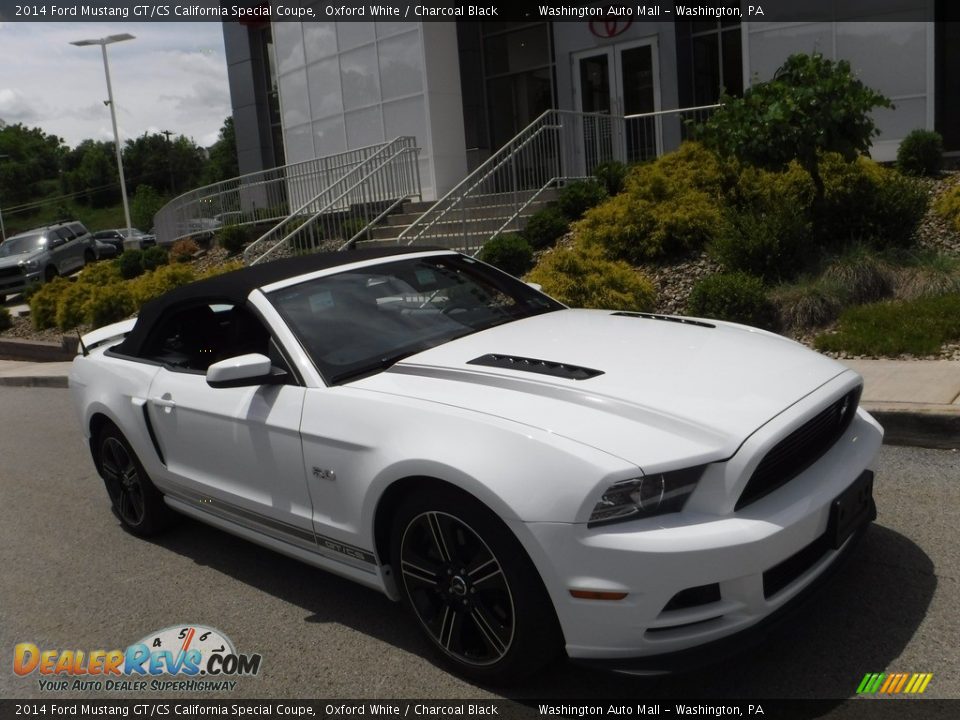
101;436;146;527
400;510;516;668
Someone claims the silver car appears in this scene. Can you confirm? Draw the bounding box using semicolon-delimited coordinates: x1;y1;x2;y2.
0;222;98;303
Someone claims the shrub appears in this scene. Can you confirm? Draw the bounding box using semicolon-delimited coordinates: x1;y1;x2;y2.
526;243;655;311
142;246;169;272
522;205;569;250
170;238;200;263
130;184;166;231
820;247;894;305
687;272;777;330
0;307;11;333
118;249;144;280
893;251;960;300
771;280;845;331
55;282;92;331
129;264;197;308
477;234;534;277
699;52;891;201
557;180;607;220
87;284;135;329
897;129;944;176
934;184;960;233
219;225;248;254
818;154;927;251
593;160;629;196
78;261;122;287
576;143;732;263
30;277;72;330
815;294;960;357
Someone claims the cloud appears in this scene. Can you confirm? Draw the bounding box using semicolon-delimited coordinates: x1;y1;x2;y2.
0;88;41;123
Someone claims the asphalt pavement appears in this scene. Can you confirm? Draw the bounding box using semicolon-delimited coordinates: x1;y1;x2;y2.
0;386;958;709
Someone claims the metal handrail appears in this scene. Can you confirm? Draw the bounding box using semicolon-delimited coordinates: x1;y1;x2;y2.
244;137;420;265
153;140;404;246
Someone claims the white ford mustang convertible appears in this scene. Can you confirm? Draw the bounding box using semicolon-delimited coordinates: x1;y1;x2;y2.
70;247;881;681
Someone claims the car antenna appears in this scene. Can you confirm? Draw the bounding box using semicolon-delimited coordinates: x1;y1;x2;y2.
75;329;89;357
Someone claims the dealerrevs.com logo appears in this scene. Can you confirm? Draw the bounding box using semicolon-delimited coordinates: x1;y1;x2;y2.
14;625;262;692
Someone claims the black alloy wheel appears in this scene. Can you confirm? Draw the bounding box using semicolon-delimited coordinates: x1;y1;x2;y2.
391;488;563;683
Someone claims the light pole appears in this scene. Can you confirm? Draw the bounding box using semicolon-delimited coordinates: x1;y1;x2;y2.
70;33;135;238
0;154;8;241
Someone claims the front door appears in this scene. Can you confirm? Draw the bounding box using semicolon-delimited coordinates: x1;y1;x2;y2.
573;38;661;167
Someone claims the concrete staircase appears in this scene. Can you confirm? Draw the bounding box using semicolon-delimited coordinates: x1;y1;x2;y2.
356;188;558;252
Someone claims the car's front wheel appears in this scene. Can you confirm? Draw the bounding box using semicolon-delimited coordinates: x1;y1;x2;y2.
96;423;173;536
84;248;96;265
390;487;563;684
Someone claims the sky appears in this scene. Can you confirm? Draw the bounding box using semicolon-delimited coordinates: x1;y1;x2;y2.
0;21;231;149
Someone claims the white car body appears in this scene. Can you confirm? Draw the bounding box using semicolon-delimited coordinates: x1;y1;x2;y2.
69;248;882;678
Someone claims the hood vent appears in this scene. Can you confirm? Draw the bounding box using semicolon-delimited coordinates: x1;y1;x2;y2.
611;311;715;329
467;353;604;381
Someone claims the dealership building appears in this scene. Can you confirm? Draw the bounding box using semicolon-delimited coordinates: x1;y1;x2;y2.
222;2;958;201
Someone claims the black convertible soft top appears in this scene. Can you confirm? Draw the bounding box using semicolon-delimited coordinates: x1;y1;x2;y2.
115;246;447;357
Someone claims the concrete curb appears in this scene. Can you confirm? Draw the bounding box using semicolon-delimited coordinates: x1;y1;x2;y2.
866;407;960;451
0;375;69;389
0;337;77;362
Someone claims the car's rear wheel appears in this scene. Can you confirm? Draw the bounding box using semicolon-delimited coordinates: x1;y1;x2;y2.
96;423;173;537
84;249;96;265
390;487;563;684
44;266;58;283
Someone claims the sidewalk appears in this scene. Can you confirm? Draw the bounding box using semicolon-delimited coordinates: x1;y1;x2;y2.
0;358;957;448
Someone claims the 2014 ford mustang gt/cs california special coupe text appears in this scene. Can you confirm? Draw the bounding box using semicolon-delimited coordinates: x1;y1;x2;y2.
69;247;881;682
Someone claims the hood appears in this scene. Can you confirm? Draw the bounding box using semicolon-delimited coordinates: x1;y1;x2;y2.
0;250;42;269
351;309;849;470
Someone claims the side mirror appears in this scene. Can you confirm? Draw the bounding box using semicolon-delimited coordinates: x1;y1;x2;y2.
50;238;66;249
206;353;286;388
526;282;543;292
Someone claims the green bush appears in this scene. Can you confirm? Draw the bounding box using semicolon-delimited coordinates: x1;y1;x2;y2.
892;251;960;300
0;307;11;333
87;284;135;329
142;246;169;272
815;294;960;356
526;243;655;311
129;264;197;308
522;205;569;250
118;249;144;280
78;261;122;287
699;52;890;201
170;238;200;263
934;184;960;233
818;155;927;251
820;247;894;305
772;280;844;331
557;180;607;220
55;282;91;331
687;272;777;330
897;129;944;177
593;160;629;196
477;234;534;277
219;225;248;254
30;277;72;330
576;143;732;263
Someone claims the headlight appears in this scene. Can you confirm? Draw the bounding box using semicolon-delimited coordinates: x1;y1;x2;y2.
588;467;704;527
18;259;40;271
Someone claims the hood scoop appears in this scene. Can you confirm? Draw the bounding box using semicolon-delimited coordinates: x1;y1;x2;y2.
611;311;715;329
466;353;604;381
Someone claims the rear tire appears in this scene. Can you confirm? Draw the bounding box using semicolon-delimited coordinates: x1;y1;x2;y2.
44;266;58;282
84;249;96;265
95;423;173;537
390;486;563;684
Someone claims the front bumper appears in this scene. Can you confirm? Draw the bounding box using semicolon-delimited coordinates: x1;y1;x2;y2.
0;268;41;296
514;402;883;664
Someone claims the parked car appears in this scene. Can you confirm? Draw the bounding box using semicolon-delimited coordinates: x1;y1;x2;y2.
0;221;98;303
69;247;882;682
92;228;156;253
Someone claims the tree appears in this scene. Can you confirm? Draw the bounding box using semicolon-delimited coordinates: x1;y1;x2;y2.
0;123;66;204
123;132;206;196
62;140;120;208
205;116;239;184
699;53;891;201
130;184;167;231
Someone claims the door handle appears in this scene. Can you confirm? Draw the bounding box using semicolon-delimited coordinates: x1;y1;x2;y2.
150;396;177;409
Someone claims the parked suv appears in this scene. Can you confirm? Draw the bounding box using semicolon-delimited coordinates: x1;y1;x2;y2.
0;221;97;302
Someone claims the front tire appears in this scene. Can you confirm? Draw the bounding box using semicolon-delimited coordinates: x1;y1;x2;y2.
96;423;173;536
390;487;563;684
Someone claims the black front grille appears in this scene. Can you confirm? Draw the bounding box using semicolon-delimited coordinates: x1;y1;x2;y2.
662;583;722;612
763;531;831;599
0;266;24;281
467;353;603;380
736;387;862;511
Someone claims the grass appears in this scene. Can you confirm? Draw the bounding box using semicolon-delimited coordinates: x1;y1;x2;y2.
3;201;127;237
814;293;960;356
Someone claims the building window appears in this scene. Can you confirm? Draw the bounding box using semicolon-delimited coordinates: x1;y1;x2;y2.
686;20;743;105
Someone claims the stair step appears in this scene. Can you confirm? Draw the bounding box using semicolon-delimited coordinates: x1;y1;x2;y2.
373;217;526;241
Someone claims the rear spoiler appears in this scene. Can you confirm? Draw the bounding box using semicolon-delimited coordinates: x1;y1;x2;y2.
78;318;137;355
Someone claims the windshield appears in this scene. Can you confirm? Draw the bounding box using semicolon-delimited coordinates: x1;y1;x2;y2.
0;234;46;257
268;254;563;384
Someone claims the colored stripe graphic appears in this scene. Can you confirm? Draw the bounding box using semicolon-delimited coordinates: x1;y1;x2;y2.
857;672;933;694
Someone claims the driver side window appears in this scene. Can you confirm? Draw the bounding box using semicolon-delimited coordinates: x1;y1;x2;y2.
142;301;279;373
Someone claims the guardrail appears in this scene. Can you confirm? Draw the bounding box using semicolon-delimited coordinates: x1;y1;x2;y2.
243;137;420;265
